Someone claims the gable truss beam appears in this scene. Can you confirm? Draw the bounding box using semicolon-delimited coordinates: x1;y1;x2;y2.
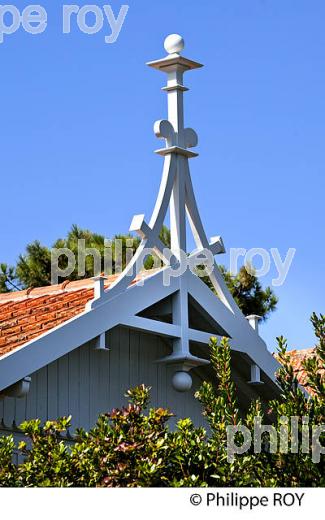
120;314;223;348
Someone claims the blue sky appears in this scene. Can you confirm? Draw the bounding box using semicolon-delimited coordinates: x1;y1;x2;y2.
1;0;324;351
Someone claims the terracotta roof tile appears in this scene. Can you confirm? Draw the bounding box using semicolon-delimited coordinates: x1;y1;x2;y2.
287;348;324;394
0;270;158;358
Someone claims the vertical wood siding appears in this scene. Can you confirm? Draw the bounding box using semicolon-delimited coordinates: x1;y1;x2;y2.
0;327;206;432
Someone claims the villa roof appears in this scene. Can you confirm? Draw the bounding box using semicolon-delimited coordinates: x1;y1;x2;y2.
0;272;155;358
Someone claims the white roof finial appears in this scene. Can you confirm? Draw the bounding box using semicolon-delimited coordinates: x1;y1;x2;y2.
164;34;185;55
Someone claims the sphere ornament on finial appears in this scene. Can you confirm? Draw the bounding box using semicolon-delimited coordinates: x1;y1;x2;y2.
164;34;185;55
172;370;192;392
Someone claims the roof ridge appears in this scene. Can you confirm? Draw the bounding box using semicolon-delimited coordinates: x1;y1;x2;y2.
0;275;103;305
0;269;161;305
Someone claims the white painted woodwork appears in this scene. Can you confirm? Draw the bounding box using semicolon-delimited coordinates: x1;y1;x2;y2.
249;364;264;385
246;315;262;334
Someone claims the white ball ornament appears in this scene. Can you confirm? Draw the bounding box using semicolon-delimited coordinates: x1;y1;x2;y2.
172;371;192;392
164;34;185;55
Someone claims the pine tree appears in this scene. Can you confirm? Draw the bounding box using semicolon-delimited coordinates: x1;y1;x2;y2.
0;263;20;293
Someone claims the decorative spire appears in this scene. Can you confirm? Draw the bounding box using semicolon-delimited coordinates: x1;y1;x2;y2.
147;34;202;259
89;35;246;391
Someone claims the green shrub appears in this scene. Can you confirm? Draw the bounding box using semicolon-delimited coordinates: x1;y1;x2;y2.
0;314;324;487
